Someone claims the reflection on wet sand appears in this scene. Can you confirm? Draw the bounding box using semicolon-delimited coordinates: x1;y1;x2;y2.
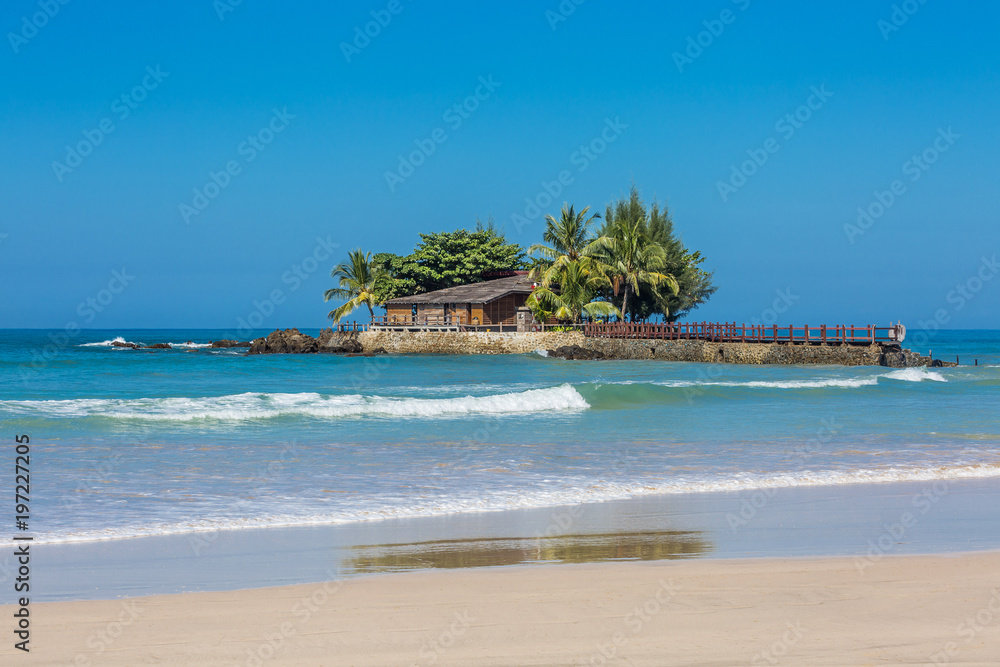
345;529;712;573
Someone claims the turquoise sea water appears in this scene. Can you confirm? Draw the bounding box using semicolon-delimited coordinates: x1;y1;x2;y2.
1;329;998;546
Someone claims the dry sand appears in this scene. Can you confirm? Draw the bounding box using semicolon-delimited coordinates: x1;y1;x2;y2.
6;552;1000;666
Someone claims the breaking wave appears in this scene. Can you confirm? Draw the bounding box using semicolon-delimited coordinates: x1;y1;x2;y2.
0;384;590;422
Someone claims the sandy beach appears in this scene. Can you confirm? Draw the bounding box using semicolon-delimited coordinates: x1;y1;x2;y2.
6;551;999;666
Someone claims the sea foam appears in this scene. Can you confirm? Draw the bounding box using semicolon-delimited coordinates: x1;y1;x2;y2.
0;384;590;422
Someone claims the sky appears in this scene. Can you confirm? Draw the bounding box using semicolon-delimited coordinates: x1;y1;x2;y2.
1;0;998;334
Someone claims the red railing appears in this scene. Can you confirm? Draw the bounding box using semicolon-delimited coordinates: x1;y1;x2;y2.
583;322;904;345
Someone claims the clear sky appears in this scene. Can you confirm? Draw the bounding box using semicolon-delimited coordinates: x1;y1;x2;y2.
2;1;998;333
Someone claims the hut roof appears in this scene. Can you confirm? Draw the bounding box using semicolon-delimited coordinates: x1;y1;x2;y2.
385;274;535;305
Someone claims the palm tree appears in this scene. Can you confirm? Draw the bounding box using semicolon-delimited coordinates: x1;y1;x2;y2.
324;249;388;323
527;256;621;323
528;204;602;263
598;218;679;321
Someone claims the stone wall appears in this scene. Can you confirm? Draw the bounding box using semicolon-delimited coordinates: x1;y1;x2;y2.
321;330;942;367
354;330;587;355
580;338;887;365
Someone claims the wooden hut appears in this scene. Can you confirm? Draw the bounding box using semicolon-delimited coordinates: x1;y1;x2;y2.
383;274;539;327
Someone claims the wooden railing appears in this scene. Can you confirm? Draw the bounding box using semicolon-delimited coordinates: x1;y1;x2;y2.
333;321;370;332
583;322;905;345
371;315;467;328
368;316;587;332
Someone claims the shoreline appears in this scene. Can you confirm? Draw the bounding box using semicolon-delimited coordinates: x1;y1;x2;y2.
8;551;1000;665
25;476;1000;603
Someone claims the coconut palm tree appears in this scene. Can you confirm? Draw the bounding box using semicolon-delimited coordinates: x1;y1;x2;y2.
597;218;679;321
527;256;621;323
528;204;602;263
324;249;388;323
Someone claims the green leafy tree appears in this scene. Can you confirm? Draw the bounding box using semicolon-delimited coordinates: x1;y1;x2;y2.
369;252;415;305
391;227;526;294
324;249;388;323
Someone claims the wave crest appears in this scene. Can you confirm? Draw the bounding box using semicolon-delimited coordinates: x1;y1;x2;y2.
0;384;590;422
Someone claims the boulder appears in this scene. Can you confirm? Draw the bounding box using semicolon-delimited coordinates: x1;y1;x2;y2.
546;344;605;360
111;340;141;349
210;340;251;348
317;328;364;354
145;343;172;349
247;328;320;355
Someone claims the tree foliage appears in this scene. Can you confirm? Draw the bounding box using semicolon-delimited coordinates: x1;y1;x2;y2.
527;256;620;323
599;185;715;321
368;224;527;305
323;249;389;322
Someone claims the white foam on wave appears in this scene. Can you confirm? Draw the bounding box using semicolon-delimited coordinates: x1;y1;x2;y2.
79;336;135;348
883;367;948;383
0;384;590;422
171;342;212;349
649;377;879;389
533;348;549;357
13;462;1000;545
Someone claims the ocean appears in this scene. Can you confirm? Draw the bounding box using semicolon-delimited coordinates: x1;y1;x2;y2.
2;328;999;551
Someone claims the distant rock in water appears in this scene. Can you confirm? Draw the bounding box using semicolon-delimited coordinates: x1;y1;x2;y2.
145;343;172;349
210;340;250;348
546;345;605;360
111;340;141;349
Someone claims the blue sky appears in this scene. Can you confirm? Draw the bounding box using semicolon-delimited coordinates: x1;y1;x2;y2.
1;1;998;333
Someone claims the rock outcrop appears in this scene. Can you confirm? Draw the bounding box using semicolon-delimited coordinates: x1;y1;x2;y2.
111;340;141;349
210;340;251;348
246;328;369;355
247;328;320;355
317;329;363;354
145;343;172;349
878;343;956;368
546;345;606;360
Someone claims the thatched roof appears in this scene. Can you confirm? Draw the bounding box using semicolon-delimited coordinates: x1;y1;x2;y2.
385;274;535;305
